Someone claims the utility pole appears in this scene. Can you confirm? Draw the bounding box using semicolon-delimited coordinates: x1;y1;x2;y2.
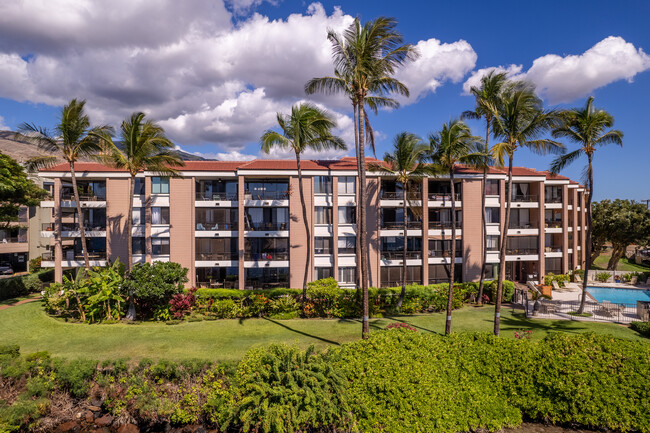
643;199;650;210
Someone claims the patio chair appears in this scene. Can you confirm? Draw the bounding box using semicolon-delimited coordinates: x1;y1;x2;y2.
574;274;583;283
196;223;206;231
552;281;562;291
630;276;638;285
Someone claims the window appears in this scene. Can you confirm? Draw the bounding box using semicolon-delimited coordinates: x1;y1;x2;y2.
338;176;356;194
428;239;461;257
428;209;461;228
428;264;462;284
339;267;357;284
152;238;170;255
245;238;289;261
315;237;333;254
245;180;290;200
314;207;332;225
152;177;169;194
132;207;144;225
315;267;333;280
133;178;145;195
314;176;332;194
486;179;500;195
196;238;238;260
152;207;170;225
380;266;422;287
132;237;145;255
196;179;238;200
338;206;356;224
245;207;288;231
506;236;538;254
485;208;500;224
509;209;531;229
245;267;290;289
545;185;562;203
545;257;562;274
487;235;499;251
483;263;498;280
338;236;356;255
196;208;238;230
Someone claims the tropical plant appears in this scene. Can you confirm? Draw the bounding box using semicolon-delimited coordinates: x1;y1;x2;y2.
428;120;483;334
461;71;507;305
490;81;564;335
18;99;113;269
369;132;433;308
261;103;345;310
0;152;47;228
305;16;418;338
122;261;188;318
60;268;90;321
84;260;126;322
550;97;623;313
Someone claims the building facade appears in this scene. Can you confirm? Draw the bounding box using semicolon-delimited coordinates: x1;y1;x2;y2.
38;158;588;288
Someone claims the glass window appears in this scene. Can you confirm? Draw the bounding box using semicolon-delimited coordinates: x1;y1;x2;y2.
245;267;289;289
245;207;288;231
338;206;356;224
380;266;422;287
338;236;356;255
338;267;357;284
132;237;145;255
487;235;499;251
485;179;500;195
152;177;170;194
314;176;332;194
151;238;170;255
545;257;562;274
315;267;333;280
314;207;332;225
196;238;238;260
132;207;144;225
152;207;170;225
133;178;145;195
196;208;238;230
338;176;356;195
428;264;462;284
485;208;500;224
315;237;333;254
245;238;289;261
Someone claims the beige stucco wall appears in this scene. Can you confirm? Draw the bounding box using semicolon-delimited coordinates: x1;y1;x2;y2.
170;177;195;287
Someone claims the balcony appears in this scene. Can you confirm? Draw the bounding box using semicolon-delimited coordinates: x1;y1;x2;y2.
429;221;462;229
245;221;288;231
428;192;461;202
380;251;422;260
244;191;290;201
545;221;563;229
509;223;535;230
428;250;462;258
506;248;539;255
41;251;54;261
544;246;563;253
196;252;239;261
196;222;238;231
380;221;422;230
196;192;238;201
244;252;289;261
511;194;537;203
0;236;27;244
545;196;562;204
380;191;422;200
61;223;106;232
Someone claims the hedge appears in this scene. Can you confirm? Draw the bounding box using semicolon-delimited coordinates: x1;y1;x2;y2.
0;269;53;302
631;321;650;338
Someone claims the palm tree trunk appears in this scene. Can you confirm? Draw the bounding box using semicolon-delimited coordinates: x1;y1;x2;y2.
578;155;593;314
296;152;310;313
398;182;408;309
69;163;90;270
353;102;362;291
495;152;514;336
446;169;457;335
358;96;370;339
125;174;136;321
477;120;490;305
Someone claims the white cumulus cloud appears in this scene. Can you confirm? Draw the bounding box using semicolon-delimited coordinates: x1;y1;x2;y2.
0;116;9;131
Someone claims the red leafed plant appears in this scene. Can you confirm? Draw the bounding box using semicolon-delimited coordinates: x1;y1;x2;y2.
169;288;197;319
514;329;533;340
386;322;417;332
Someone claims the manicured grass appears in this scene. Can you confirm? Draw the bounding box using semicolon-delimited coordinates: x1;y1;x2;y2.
592;252;650;272
0;301;644;361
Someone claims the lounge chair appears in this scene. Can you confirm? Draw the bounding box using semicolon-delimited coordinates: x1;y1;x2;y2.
630;276;638;285
574;274;583;283
552;281;562;291
196;223;206;231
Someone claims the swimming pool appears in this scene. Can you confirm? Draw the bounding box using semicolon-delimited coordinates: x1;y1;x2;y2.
587;286;650;305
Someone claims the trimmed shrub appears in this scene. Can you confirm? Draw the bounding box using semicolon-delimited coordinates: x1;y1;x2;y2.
544;273;571;286
28;256;42;273
630;321;650;338
484;280;515;303
596;272;611;283
0;269;53;301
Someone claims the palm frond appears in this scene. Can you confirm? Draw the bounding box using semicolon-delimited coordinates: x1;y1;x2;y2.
549;148;583;174
25;155;58;172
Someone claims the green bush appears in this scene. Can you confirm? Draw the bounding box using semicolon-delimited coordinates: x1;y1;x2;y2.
630;321;650;338
196;287;301;300
544;273;571;286
28;256;42;273
211;298;241;319
123;262;188;311
54;359;98;398
596;272;611;283
483;280;515;303
0;269;53;301
268;296;299;318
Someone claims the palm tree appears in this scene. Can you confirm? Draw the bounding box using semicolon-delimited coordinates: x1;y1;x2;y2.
19;99;113;270
95;112;184;321
491;81;564;336
369;132;432;309
428;120;483;335
461;71;508;305
261;103;345;310
305;16;418;338
550;97;623;313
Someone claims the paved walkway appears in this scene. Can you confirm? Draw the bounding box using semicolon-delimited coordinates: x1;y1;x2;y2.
0;293;41;311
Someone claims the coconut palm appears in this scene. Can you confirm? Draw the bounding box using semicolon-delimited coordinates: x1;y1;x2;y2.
261;103;345;310
19;99;113;270
550;96;623;313
305;16;418;338
428;120;483;335
491;81;564;336
369;132;433;309
461;71;508;305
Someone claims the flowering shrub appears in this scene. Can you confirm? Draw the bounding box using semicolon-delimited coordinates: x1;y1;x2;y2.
514;329;532;340
169;288;197;319
386;322;417;332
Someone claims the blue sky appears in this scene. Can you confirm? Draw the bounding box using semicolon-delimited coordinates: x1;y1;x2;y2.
0;0;648;201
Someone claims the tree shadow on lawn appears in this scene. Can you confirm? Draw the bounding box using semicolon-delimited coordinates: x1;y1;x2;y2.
382;316;440;334
262;317;342;345
336;317;386;332
499;311;590;335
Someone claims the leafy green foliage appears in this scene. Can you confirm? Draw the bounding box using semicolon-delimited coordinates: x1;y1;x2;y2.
0;152;47;226
28;257;42;273
544;273;571;286
0;269;53;301
123;262;188;310
53;359;97;398
596;272;611;283
630;321;650;338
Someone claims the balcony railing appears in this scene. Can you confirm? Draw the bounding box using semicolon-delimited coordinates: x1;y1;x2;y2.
196;279;238;289
509;223;535;229
428;250;462;258
196;192;238;201
41;251;54;260
42;223;55;231
381;279;422;288
544;246;563;253
545;221;563;228
380;221;422;230
428;193;461;201
245;252;289;261
61;250;107;260
506;248;539;255
61;223;106;231
196;222;238;231
244;191;290;200
381;251;422;260
0;236;27;244
61;193;106;201
511;194;537;203
380;191;422;200
545;196;562;203
245;222;288;231
428;221;462;229
196;252;239;261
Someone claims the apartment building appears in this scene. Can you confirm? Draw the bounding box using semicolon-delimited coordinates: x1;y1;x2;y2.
38;158;588;288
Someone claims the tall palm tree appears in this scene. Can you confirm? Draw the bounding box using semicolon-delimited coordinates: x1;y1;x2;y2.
95;112;184;270
19;99;113;270
428;120;483;335
369;132;433;309
305;16;418;338
461;71;507;305
550;97;623;313
261;103;345;310
491;81;564;336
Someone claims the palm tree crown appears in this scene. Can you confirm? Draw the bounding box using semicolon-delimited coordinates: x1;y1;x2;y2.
428;120;484;171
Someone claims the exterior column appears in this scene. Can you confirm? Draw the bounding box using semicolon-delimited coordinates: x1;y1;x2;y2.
579;191;586;269
106;178;130;264
561;185;569;274
500;179;507;279
289;175;313;288
238;176;245;290
421;178;429;284
571;188;578;270
332;177;339;280
170;177;195;288
144;177;152;263
366;176;381;287
461;178;483;282
54;178;62;283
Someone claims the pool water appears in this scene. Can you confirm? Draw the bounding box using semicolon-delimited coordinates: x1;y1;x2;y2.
587;287;650;305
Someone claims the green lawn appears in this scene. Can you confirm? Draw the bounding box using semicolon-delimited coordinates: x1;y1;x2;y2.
592;252;650;272
0;301;644;361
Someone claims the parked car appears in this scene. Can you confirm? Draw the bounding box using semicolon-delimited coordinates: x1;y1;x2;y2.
0;262;14;275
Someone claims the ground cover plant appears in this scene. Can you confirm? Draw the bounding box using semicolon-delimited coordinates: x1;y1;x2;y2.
0;331;648;433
